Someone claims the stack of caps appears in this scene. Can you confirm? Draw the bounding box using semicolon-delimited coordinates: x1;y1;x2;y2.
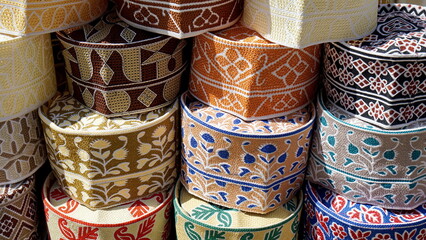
0;0;108;237
305;3;426;238
40;9;187;238
177;21;319;238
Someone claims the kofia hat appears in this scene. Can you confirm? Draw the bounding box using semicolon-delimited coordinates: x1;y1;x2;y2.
0;175;38;240
304;181;426;240
0;0;108;36
174;181;302;240
38;92;178;210
0;110;46;184
307;91;426;210
242;0;377;48
0;33;56;122
180;92;315;214
57;10;187;117
189;23;320;120
113;0;244;39
43;173;174;240
324;4;426;129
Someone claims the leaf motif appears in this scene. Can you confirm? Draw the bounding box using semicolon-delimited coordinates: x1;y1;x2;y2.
205;230;225;240
331;196;347;213
364;209;383;224
184;222;201;240
363;137;380;146
264;227;282;240
128;200;149;217
77;227;99;240
118;189;130;199
58;199;79;214
113;227;135;240
217;212;232;227
191;205;217;221
137;216;156;238
117;162;130;172
58;219;76;240
240;233;254;240
51;188;68;201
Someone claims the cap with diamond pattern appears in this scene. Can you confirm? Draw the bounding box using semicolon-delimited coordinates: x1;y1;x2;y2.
57;10;187;117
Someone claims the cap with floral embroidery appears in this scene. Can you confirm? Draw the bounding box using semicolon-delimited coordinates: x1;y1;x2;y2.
43;173;174;240
304;181;426;240
38;92;178;210
180;91;314;214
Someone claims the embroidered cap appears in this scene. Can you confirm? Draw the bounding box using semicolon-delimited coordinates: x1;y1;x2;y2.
180;92;314;214
174;181;302;240
304;181;426;240
38;92;178;210
113;0;244;39
0;0;108;36
0;33;56;121
324;4;426;129
242;0;377;48
57;10;187;117
43;173;174;240
307;91;426;210
189;23;320;120
0;175;39;240
0;110;46;184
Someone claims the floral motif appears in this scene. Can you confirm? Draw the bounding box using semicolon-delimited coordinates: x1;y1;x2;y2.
193;9;220;28
373;233;392;240
330;222;347;239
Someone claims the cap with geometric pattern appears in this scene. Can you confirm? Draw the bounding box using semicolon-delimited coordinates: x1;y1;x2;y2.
38;92;179;210
0;109;46;184
57;10;187;117
174;181;302;240
113;0;244;39
242;0;378;48
0;175;39;240
0;0;108;36
0;33;56;121
43;173;174;240
324;4;426;129
189;23;320;120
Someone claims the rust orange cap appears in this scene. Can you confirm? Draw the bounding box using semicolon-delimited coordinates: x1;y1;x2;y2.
189;23;321;120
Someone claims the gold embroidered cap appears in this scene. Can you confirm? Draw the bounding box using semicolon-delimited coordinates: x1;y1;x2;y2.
0;0;108;36
0;175;39;240
242;0;378;48
0;109;46;184
114;0;244;39
174;181;302;240
0;33;56;121
38;92;179;210
57;10;187;117
180;92;315;214
43;173;174;240
189;23;320;120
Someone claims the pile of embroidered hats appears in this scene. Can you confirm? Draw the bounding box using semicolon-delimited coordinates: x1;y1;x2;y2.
0;0;108;238
305;1;426;239
0;0;425;239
